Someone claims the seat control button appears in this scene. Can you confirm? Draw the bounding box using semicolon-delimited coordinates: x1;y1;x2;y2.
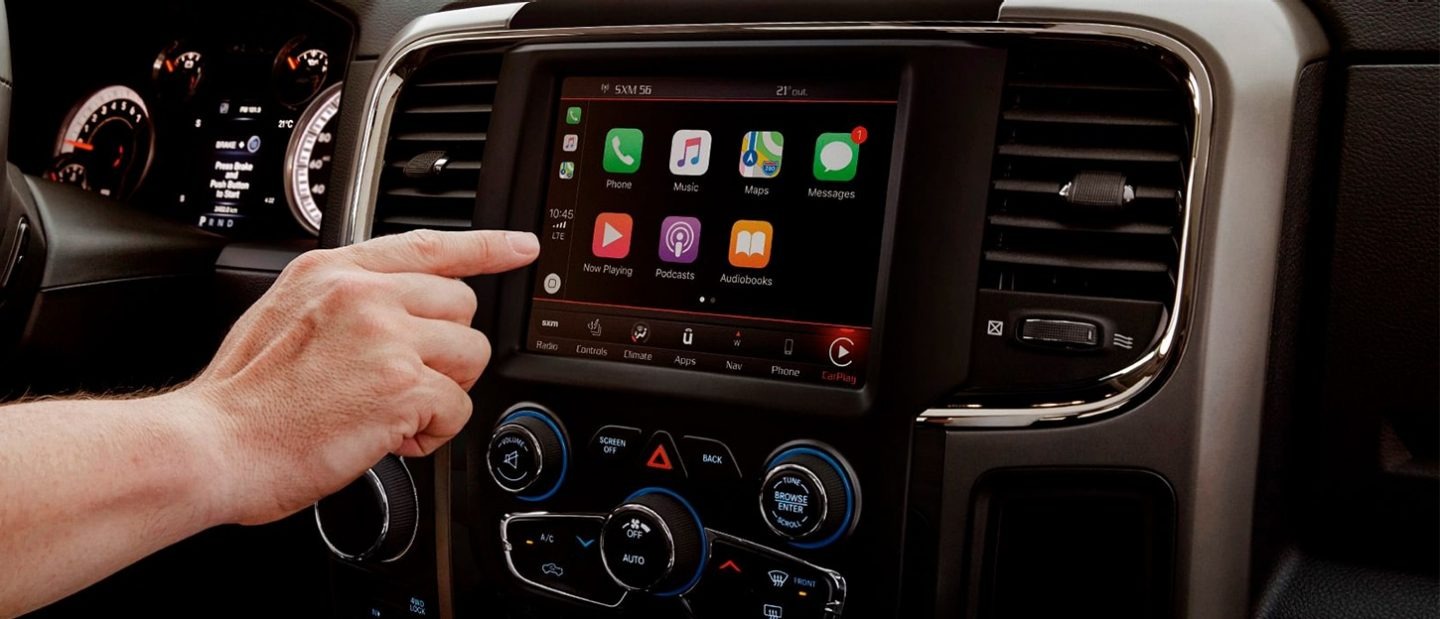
681;436;742;481
1019;318;1100;349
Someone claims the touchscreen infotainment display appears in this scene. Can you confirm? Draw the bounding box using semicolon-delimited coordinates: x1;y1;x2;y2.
526;76;898;388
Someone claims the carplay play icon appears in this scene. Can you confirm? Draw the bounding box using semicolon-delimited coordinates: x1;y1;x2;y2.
592;212;633;259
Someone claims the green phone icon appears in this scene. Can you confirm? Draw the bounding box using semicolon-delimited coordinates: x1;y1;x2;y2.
565;106;583;125
812;133;859;182
603;128;644;174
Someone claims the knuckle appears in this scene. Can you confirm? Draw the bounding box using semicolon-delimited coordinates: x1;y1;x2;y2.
321;269;368;301
404;230;449;263
376;356;424;394
450;281;479;320
283;249;331;278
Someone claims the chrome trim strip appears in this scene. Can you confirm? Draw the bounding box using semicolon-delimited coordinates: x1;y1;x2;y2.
432;446;454;619
340;18;1210;425
499;511;628;608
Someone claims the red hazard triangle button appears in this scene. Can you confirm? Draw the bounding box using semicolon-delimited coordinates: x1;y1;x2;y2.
642;431;686;477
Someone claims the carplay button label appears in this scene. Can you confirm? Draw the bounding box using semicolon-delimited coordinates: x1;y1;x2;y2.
592;212;633;259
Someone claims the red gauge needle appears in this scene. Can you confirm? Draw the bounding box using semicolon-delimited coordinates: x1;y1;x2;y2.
66;140;94;151
113;145;124;169
165;59;175;73
287;56;299;70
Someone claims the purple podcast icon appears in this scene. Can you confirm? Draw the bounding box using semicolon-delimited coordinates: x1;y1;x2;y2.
658;216;702;264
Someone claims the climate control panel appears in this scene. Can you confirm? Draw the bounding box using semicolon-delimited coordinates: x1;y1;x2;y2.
485;403;857;617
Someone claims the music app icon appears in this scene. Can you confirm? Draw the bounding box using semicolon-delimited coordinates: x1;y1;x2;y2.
668;130;712;176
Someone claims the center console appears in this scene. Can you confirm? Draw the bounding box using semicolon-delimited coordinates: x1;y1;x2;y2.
310;0;1331;616
461;41;1001;618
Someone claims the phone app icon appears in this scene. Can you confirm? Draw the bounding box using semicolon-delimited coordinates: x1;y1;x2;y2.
603;128;643;174
658;216;702;263
558;161;575;180
565;106;583;125
592;212;633;259
669;130;712;176
739;131;784;178
813;133;859;182
729;220;773;269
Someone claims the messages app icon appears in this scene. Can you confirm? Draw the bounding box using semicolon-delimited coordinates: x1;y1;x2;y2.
813;133;859;181
739;131;784;178
603;128;643;174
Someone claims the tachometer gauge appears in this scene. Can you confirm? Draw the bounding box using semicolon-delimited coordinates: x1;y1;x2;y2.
273;36;329;107
51;85;155;199
283;82;342;235
152;42;204;100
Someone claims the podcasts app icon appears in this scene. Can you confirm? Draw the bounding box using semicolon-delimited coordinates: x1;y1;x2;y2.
658;216;702;264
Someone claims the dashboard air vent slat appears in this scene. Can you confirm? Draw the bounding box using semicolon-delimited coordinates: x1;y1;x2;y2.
371;50;502;237
981;41;1192;303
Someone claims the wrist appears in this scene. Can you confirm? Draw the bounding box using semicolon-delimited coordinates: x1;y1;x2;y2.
151;386;240;528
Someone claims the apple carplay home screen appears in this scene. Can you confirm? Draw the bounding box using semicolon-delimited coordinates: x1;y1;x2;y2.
527;76;898;388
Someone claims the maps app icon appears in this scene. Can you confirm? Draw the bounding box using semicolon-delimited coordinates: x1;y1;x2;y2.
739;131;784;178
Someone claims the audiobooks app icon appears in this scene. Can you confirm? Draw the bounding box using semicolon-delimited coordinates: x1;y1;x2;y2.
728;220;773;269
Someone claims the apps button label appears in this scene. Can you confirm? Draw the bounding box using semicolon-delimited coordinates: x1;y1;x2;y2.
669;130;712;176
592;213;633;259
658;216;702;263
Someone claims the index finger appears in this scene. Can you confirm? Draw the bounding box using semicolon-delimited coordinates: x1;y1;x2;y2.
341;229;539;277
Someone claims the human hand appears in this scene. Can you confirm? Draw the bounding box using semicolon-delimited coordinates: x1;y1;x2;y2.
179;229;538;525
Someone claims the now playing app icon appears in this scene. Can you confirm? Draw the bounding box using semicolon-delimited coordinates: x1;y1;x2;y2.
592;212;632;259
658;216;701;263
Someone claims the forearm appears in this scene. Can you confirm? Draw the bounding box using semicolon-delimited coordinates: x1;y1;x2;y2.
0;389;226;617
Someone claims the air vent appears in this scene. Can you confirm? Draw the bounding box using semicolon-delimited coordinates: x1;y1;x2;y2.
981;41;1192;303
371;50;502;237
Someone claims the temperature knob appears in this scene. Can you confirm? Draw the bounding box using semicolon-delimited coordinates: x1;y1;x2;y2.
759;445;859;548
487;406;568;501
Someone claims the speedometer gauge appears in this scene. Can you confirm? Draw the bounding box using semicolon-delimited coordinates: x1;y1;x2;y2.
51;85;155;199
283;82;342;235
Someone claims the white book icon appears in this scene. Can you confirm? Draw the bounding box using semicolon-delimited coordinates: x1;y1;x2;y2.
734;230;767;256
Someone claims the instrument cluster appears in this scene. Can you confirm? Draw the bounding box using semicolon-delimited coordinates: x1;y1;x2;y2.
12;2;353;239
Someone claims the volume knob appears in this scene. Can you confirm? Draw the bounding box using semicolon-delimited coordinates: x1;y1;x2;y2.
487;406;568;501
